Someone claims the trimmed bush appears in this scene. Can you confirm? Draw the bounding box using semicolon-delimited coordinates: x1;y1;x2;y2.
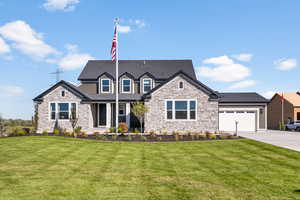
42;130;48;136
118;123;128;134
53;128;60;136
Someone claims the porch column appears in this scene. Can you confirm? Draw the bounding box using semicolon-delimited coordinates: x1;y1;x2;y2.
126;102;131;128
106;103;111;128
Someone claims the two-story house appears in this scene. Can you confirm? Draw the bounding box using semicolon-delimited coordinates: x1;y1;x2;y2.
33;60;269;133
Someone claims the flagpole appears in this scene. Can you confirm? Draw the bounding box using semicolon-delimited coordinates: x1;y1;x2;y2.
115;18;119;133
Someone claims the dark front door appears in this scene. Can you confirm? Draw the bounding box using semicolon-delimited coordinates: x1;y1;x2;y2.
98;104;107;126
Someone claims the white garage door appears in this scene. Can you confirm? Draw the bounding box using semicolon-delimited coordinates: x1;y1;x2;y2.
219;111;256;132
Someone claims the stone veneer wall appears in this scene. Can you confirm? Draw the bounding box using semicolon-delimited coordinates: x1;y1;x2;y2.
36;85;93;133
144;76;218;133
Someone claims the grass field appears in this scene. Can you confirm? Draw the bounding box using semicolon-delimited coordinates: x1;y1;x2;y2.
0;137;300;200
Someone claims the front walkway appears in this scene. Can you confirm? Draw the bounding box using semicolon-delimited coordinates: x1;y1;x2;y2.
238;130;300;152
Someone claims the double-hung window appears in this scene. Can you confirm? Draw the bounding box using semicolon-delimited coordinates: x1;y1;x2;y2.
143;79;152;93
165;100;197;120
122;79;131;93
101;79;110;93
50;102;76;120
50;103;56;120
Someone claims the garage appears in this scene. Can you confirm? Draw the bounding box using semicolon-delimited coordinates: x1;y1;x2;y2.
219;110;256;132
218;93;269;132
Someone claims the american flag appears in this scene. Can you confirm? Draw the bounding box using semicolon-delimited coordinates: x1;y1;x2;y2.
111;26;117;61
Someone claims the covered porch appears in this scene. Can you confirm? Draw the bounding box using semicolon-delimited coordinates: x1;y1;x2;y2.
90;102;140;131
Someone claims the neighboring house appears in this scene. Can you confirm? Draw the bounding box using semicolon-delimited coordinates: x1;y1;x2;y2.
268;92;300;129
33;60;268;133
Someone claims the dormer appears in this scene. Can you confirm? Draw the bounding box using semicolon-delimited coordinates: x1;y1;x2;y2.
120;72;135;94
98;73;114;94
139;72;155;94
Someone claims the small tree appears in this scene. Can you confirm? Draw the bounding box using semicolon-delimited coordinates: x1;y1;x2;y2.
32;104;39;133
69;105;79;135
131;101;149;133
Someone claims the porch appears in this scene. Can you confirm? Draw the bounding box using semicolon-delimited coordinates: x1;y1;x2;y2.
90;102;140;131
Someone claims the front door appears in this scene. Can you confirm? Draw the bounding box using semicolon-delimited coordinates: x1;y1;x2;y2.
98;104;107;126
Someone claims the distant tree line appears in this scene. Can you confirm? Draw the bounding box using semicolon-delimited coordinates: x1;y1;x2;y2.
0;117;32;127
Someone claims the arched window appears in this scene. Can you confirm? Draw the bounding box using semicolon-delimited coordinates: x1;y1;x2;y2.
179;81;184;89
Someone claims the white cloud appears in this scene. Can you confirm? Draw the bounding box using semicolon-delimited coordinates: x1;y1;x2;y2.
129;19;146;28
0;85;24;97
57;44;94;70
231;53;253;62
228;80;256;89
197;55;251;82
0;37;10;54
0;20;58;59
262;91;276;99
43;0;80;11
118;25;131;34
274;58;297;71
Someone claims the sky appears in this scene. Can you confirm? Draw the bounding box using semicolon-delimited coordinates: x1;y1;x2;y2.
0;0;300;119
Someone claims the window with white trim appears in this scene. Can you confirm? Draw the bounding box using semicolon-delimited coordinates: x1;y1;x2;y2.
165;100;197;120
122;79;131;93
101;79;111;93
50;103;56;120
143;79;152;93
119;103;126;116
49;102;77;120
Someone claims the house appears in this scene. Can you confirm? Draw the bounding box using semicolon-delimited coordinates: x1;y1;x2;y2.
268;92;300;129
33;60;268;134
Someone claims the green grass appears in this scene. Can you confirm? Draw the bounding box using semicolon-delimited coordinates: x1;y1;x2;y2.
0;137;300;200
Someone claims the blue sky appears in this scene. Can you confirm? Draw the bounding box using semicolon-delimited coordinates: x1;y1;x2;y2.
0;0;299;119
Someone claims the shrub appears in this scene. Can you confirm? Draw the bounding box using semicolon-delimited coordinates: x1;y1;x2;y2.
220;132;231;139
17;128;26;136
74;127;82;134
127;134;132;141
157;136;163;141
109;127;116;133
133;128;140;134
118;122;128;134
187;131;192;136
205;131;213;138
42;130;48;136
209;134;216;140
141;135;147;141
78;131;87;137
162;130;168;136
65;131;72;137
112;134;118;141
191;134;195;140
53;128;60;136
149;130;156;137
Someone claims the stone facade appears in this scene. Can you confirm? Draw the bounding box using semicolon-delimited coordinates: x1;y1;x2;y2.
36;85;93;133
144;76;218;133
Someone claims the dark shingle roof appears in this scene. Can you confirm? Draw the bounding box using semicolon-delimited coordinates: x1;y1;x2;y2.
78;60;196;80
219;92;269;103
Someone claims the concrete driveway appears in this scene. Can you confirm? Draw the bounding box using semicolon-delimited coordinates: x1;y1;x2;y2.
238;130;300;152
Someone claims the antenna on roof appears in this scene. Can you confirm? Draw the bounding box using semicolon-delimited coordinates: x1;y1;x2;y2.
50;68;64;84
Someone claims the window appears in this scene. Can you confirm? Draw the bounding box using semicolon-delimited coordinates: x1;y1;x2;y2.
190;100;196;119
58;103;69;119
49;102;76;120
175;101;188;119
166;100;196;120
166;101;173;119
143;79;152;93
119;104;126;116
179;81;184;89
101;79;110;93
122;79;131;93
50;103;56;120
297;112;300;120
61;91;65;97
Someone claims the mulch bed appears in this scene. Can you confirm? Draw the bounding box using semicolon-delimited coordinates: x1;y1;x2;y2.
2;133;242;142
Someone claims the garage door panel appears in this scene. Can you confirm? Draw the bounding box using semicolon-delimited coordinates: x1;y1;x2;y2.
219;111;256;132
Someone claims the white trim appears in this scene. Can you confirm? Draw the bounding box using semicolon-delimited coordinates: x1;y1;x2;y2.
143;78;152;94
164;99;197;121
100;78;111;93
121;79;132;93
48;102;78;121
126;103;131;128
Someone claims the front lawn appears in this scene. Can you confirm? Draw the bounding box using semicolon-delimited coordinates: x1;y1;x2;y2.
0;137;300;200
